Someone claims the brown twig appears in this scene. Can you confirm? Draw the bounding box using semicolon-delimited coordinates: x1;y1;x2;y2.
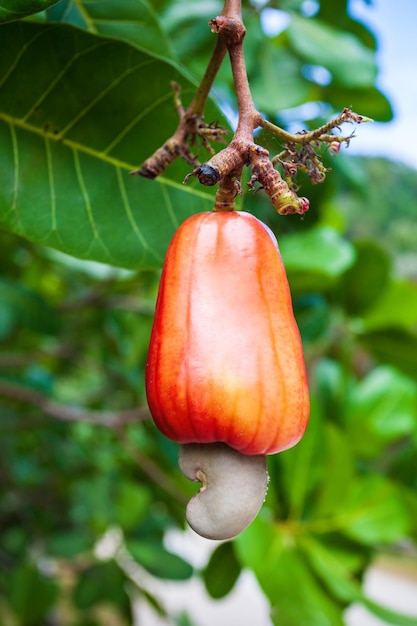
184;12;310;213
133;0;371;213
0;380;149;428
0;345;76;368
0;381;189;503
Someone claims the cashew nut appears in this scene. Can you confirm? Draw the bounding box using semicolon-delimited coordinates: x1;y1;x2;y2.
178;443;269;540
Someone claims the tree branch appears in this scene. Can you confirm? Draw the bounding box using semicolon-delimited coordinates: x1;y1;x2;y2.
133;0;370;213
0;380;149;428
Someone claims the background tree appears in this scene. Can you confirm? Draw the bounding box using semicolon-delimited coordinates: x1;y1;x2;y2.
1;1;417;625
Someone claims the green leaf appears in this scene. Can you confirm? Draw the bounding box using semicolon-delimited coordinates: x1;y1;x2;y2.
273;397;325;520
340;475;410;546
300;536;365;604
301;537;417;626
151;0;222;61
323;83;393;122
359;328;417;382
202;542;241;599
272;405;355;523
338;240;391;315
235;518;345;626
0;21;224;269
45;0;174;59
279;227;355;293
0;0;59;22
345;366;417;457
312;424;355;518
288;14;377;88
313;358;347;423
6;562;58;626
73;560;131;616
251;42;312;112
127;540;193;580
363;279;417;331
363;600;417;626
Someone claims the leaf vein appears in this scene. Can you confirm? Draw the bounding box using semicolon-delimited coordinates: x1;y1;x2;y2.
72;149;115;261
116;168;162;264
0;24;55;90
103;90;175;155
0;112;215;200
11;123;19;214
60;58;157;137
2;123;20;225
44;137;58;234
22;40;110;123
160;184;179;230
72;0;98;34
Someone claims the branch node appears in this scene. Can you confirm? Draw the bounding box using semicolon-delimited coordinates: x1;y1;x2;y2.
249;150;309;215
209;16;246;45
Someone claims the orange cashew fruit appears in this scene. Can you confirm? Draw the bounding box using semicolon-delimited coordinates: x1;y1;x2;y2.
146;210;309;539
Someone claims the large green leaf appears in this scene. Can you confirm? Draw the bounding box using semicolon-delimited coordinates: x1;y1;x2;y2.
45;0;174;59
236;518;345;626
0;21;223;268
0;0;59;23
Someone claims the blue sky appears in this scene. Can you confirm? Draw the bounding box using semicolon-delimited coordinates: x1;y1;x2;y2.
348;0;417;169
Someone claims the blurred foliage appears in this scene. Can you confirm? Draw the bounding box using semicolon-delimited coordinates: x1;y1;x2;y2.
335;157;417;265
1;1;417;625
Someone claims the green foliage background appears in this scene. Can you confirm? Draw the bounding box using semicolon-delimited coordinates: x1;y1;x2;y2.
0;1;416;625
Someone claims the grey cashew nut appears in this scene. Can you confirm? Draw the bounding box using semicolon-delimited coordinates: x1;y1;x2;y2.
178;443;269;540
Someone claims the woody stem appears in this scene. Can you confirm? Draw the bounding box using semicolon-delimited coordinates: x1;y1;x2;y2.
188;0;244;116
228;31;261;142
189;37;227;116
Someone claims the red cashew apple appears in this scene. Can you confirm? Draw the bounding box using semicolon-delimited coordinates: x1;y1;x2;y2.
146;211;309;539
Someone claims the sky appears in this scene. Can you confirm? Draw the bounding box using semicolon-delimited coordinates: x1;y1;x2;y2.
348;0;417;169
